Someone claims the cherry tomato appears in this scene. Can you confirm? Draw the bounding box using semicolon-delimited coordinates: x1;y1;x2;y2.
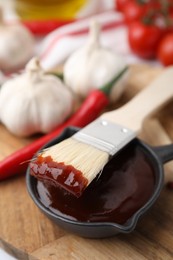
157;33;173;66
122;2;149;23
115;0;132;12
128;21;163;59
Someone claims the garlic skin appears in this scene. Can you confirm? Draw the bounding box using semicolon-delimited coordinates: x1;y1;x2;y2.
63;20;128;102
0;57;74;137
0;9;34;72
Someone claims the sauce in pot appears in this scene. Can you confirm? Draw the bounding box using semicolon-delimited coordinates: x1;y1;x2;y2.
35;141;156;224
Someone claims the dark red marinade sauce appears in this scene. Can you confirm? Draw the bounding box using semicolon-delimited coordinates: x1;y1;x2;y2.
31;140;156;224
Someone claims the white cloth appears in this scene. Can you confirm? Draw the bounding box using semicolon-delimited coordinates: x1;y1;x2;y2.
38;11;157;70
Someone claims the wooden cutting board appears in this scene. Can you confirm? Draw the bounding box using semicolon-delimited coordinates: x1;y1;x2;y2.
1;64;173;260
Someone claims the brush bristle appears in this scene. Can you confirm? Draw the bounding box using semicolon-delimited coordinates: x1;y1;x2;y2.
42;137;109;185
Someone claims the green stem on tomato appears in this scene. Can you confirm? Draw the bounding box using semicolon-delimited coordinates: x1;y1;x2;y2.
136;0;148;6
141;0;173;27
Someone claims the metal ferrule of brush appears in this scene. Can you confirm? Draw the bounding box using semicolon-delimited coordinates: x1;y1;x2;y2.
72;118;136;156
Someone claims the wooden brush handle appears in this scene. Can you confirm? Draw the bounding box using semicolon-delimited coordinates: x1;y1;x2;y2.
102;66;173;133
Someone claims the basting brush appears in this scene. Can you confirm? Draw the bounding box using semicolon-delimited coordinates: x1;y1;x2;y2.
30;66;173;197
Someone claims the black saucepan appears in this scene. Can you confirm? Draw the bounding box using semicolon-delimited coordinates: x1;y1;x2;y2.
26;127;173;238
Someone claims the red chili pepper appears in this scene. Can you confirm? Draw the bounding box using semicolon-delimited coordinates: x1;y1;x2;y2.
0;67;127;180
0;90;108;180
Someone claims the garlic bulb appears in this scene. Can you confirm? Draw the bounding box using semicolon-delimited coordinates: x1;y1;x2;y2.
63;20;128;102
0;8;34;72
0;57;74;137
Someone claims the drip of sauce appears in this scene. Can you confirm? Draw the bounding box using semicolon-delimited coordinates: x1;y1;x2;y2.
33;141;156;224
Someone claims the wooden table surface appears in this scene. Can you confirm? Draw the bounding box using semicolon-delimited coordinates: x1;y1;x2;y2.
1;65;173;260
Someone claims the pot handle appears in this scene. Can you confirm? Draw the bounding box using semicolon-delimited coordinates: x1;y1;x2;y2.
153;144;173;187
153;144;173;164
